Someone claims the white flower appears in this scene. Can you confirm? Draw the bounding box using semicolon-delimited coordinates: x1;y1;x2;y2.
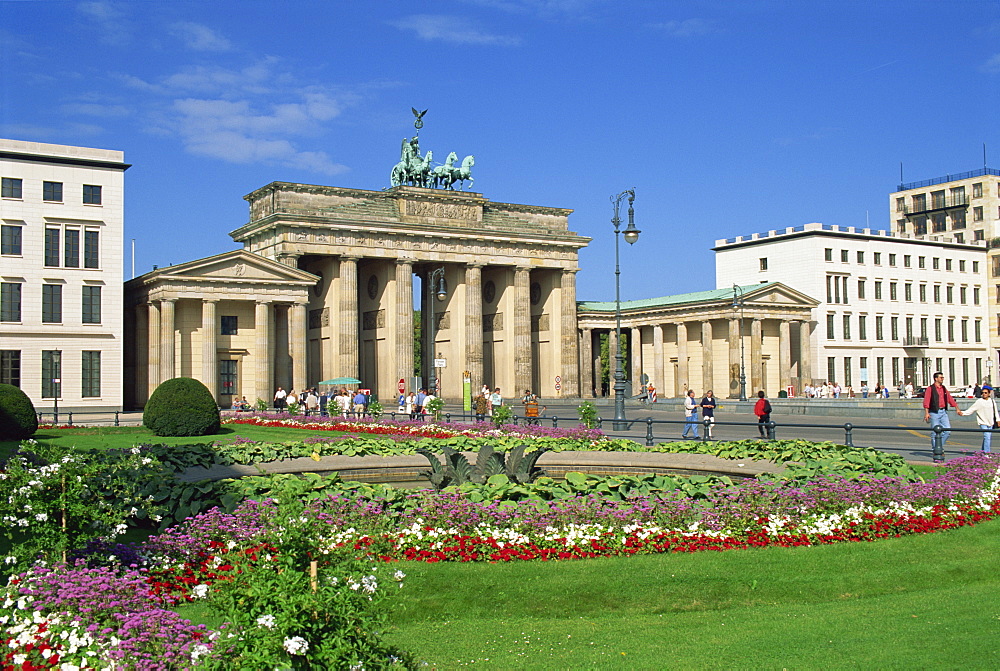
256;614;276;629
283;635;309;655
191;584;209;599
393;570;406;581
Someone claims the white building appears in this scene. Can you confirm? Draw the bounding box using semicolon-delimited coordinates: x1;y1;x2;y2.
715;223;990;391
0;139;128;412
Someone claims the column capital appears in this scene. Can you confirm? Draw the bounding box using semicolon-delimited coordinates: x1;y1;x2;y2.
256;299;273;306
466;262;486;269
202;297;220;304
340;255;360;262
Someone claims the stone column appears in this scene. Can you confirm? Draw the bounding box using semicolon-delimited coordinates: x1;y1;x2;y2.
513;266;532;394
609;328;619;393
677;322;688;395
631;326;642;388
395;260;415;387
339;256;359;379
779;319;792;393
580;328;595;398
701;320;714;393
594;331;603;396
147;302;160;397
201;299;218;399
751;318;763;392
560;270;580;397
277;252;301;268
136;304;149;404
290;301;308;392
254;301;272;403
464;263;483;389
798;320;812;384
159;298;176;383
728;318;741;398
653;324;664;397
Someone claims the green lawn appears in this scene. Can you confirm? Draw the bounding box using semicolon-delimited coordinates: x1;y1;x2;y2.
385;519;1000;668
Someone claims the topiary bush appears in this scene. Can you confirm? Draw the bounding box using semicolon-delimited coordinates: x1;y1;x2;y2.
0;383;38;440
143;377;220;437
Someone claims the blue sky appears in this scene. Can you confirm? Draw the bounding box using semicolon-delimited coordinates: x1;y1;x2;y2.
3;0;1000;301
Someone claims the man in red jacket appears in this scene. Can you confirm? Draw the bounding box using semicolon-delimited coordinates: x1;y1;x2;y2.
753;390;771;438
923;371;957;460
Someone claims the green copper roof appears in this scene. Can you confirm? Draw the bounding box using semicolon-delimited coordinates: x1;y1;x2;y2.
577;282;772;312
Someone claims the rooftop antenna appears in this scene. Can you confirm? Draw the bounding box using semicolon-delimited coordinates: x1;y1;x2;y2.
899;161;903;185
131;238;135;279
984;142;988;170
866;210;870;228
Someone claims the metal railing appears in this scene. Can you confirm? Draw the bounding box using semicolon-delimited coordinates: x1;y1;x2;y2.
901;193;969;214
898;168;1000;192
36;410;123;427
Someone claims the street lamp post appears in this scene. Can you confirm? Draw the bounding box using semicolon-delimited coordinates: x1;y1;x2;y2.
987;356;994;386
732;284;747;401
612;189;640;431
428;267;447;396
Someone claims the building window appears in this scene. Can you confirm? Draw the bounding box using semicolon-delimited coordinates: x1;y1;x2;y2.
1;177;22;199
841;249;849;262
877;357;885;386
893;358;901;386
946;259;953;271
933;257;940;270
915;217;928;236
897;220;906;234
875;316;884;340
1;225;22;255
918;256;926;269
904;255;911;268
825;248;833;262
0;350;20;387
935;318;942;342
932;190;946;208
82;351;101;397
920;318;928;341
949;358;956;386
889;282;898;301
857;251;864;264
64;229;80;268
221;315;238;335
842;315;851;340
919;284;927;302
975;320;982;343
42;181;63;202
973;261;979;273
875;281;882;300
874;252;882;265
953;210;967;229
891;316;899;340
84;230;99;268
974;206;984;221
44;228;60;266
889;254;897;267
857;280;866;300
896;197;905;212
0;283;21;322
947;319;955;342
955;233;964;243
83;185;102;205
974;287;980;305
905;283;913;301
974;182;983;198
959;260;966;272
82;286;102;324
826;313;835;339
905;317;914;340
219;360;237;396
844;357;852;387
960;286;967;304
975;229;985;241
961;319;969;343
42;284;62;323
759;257;768;271
41;351;61;399
828;357;836;383
859;315;867;340
946;286;954;303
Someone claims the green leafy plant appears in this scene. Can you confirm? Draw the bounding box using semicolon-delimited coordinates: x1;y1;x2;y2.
491;404;513;427
255;398;268;412
143;377;221;437
577;400;598;429
367;398;383;420
416;444;549;489
424;396;445;421
286;401;301;416
0;382;37;439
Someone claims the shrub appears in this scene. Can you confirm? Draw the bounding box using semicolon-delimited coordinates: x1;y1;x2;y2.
143;377;220;437
577;400;597;429
0;383;37;439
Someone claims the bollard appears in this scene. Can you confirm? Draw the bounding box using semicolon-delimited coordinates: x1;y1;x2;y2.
445;413;451;423
843;422;854;447
68;412;73;427
932;425;945;463
114;411;120;426
646;418;655;446
702;418;711;443
390;412;396;421
596;417;603;430
53;409;58;426
37;412;42;422
767;420;776;440
552;416;559;428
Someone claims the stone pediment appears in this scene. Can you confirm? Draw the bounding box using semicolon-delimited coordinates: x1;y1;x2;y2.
139;250;318;286
742;283;819;308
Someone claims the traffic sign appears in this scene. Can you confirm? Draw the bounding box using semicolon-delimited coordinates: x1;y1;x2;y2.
555;375;562;383
555;383;561;391
398;378;405;394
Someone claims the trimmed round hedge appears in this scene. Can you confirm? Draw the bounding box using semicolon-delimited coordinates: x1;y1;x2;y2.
144;377;220;437
0;383;38;440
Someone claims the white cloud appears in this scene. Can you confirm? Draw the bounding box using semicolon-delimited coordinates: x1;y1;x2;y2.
649;18;714;38
77;1;131;46
168;22;233;51
62;102;132;118
391;15;521;46
982;53;1000;73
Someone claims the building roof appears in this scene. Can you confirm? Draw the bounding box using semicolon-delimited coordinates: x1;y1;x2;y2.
713;221;986;252
896;167;1000;192
578;282;772;312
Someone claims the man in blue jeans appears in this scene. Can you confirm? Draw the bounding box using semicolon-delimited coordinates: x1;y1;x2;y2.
923;371;957;461
682;389;699;440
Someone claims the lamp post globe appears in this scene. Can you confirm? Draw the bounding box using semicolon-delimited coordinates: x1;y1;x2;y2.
611;189;638;431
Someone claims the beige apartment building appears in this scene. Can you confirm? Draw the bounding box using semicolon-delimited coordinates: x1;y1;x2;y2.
0;139;127;412
890;168;1000;379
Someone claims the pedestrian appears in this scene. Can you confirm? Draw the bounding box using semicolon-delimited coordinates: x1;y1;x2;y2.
682;389;700;440
415;388;428;421
521;389;537;405
489;387;504;414
305;389;319;416
286;389;298;408
273;387;286;411
648;383;657;403
405;391;416;419
352;389;367;418
860;382;869;399
473;392;490;422
957;385;999;453
905;381;914;399
753;390;772;439
337;389;352;417
700;389;717;440
923;371;958;460
319;389;330;416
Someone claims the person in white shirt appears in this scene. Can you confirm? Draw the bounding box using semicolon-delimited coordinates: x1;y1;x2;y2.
957;385;999;452
905;382;914;399
681;389;699;440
